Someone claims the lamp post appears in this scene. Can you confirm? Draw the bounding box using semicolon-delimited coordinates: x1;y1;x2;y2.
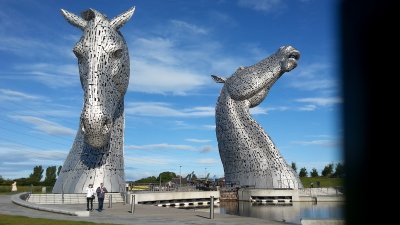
179;165;182;188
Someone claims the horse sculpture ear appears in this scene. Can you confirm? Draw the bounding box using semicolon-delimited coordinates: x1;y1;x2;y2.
61;9;87;30
211;75;226;83
110;7;136;30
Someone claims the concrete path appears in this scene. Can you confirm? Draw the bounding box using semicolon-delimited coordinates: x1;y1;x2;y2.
1;194;288;225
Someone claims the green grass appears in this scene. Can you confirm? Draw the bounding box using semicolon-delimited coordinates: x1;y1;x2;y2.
300;176;344;188
0;214;120;225
0;186;52;194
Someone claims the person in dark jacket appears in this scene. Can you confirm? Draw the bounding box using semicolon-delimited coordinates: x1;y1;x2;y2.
96;183;108;211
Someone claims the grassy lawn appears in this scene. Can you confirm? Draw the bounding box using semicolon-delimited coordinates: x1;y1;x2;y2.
300;176;344;188
0;214;119;225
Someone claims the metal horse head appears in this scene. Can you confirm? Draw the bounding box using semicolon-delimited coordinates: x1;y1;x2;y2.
212;46;300;105
211;46;302;189
61;7;135;148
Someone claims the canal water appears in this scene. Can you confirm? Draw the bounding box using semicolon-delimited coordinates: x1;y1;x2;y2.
193;201;344;224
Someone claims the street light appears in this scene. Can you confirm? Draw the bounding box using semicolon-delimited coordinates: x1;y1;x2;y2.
179;165;182;188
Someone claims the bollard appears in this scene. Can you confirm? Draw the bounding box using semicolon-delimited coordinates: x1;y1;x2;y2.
210;196;214;219
108;194;113;208
131;195;135;214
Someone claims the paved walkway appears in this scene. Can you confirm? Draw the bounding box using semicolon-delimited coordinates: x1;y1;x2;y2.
0;194;288;225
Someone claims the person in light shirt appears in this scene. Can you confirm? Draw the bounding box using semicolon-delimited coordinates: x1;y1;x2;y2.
85;184;95;211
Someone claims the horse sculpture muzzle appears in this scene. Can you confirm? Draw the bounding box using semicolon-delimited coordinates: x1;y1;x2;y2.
80;106;112;148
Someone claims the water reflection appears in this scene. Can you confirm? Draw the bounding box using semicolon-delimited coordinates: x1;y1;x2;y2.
218;201;344;224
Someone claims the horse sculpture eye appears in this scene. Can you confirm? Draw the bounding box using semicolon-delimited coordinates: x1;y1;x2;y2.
112;49;123;59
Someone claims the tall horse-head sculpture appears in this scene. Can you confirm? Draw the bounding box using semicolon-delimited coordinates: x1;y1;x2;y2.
212;46;303;189
62;7;134;148
52;7;135;193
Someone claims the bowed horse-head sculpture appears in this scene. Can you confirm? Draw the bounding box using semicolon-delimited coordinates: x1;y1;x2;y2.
212;46;303;189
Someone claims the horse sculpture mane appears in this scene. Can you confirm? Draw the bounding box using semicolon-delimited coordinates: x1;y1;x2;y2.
52;7;135;193
212;46;303;189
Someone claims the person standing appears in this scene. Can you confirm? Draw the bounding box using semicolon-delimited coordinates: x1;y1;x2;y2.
86;184;95;211
96;183;108;211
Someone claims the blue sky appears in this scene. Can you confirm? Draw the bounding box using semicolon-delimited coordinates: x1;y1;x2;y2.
0;0;341;181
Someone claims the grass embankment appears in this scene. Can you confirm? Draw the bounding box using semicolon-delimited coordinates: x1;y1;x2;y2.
0;214;119;225
300;177;343;188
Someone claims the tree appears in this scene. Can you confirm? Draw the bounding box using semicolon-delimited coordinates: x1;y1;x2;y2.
44;166;57;186
322;163;334;177
157;171;176;182
28;165;44;184
333;163;345;178
57;166;62;176
291;162;297;173
134;176;158;183
310;168;319;177
299;167;308;177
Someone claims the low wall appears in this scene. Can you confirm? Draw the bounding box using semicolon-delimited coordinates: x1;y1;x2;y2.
301;219;345;225
11;192;89;217
238;188;299;202
130;191;220;204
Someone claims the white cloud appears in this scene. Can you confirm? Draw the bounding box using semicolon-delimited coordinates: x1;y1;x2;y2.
124;156;175;165
185;138;212;143
290;79;336;91
10;63;79;88
170;20;208;35
132;37;177;65
0;144;67;162
196;158;218;164
125;143;214;153
0;89;42;101
200;145;213;153
130;58;208;95
183;106;215;117
292;139;340;148
295;97;342;106
202;125;216;130
287;63;337;91
298;104;317;111
125;143;195;151
10;115;75;136
0;143;67;179
125;102;214;117
250;106;289;115
167;122;216;131
127;28;253;95
237;0;284;12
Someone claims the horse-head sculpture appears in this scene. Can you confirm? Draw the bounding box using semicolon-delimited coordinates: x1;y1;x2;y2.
61;7;134;148
212;46;302;189
52;7;134;193
212;46;300;106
